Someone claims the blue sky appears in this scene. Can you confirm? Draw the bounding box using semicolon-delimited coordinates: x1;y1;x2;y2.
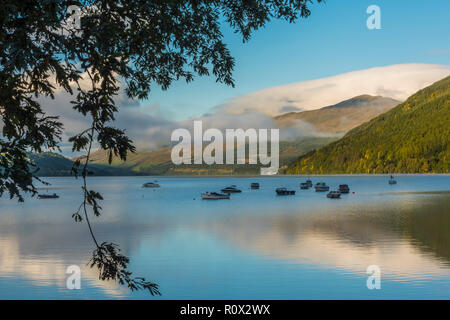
141;0;450;120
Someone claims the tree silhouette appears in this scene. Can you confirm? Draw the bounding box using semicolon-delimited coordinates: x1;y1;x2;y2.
0;0;321;294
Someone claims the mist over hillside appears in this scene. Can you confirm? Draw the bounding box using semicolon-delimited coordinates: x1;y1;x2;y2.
286;76;450;174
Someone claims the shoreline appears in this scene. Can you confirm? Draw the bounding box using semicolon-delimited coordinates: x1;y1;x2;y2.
36;173;450;179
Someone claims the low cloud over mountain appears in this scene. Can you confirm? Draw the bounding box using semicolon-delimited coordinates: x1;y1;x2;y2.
217;64;450;116
38;63;450;153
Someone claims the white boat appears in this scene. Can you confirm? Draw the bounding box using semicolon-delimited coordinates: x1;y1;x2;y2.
388;175;397;185
314;182;330;192
327;191;341;199
142;182;160;188
201;192;230;200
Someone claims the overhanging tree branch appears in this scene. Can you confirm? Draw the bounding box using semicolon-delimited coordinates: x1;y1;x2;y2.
0;0;322;294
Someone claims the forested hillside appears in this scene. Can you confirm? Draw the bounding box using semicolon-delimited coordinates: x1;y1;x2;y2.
286;76;450;174
29;152;136;176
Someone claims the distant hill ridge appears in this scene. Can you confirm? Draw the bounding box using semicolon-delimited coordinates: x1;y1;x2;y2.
84;137;338;175
275;95;400;134
285;76;450;174
29;152;138;176
85;94;400;175
29;91;414;176
323;95;398;109
31;94;404;176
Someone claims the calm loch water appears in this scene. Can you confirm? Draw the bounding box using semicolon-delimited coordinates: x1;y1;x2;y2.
0;175;449;299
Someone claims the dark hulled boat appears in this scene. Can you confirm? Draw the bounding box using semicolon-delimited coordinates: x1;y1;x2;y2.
276;188;295;195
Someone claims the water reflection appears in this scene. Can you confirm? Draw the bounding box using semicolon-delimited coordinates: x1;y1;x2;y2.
0;176;449;299
0;223;151;298
198;194;450;278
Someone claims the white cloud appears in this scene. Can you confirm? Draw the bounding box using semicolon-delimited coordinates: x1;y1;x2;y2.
219;63;450;116
36;63;450;154
39;78;176;152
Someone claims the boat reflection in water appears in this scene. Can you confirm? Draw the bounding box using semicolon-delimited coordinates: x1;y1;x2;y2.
0;176;449;299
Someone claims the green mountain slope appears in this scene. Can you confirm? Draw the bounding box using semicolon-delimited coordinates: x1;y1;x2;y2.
29;152;75;176
285;76;450;174
86;94;401;175
86;137;338;175
29;152;137;176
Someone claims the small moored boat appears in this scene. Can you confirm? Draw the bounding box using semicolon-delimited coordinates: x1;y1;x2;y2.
339;184;350;193
221;186;242;193
142;182;160;188
306;179;313;187
327;191;341;199
276;188;296;195
388;175;397;185
300;182;309;189
314;182;330;192
38;193;59;199
250;183;260;189
201;192;230;200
